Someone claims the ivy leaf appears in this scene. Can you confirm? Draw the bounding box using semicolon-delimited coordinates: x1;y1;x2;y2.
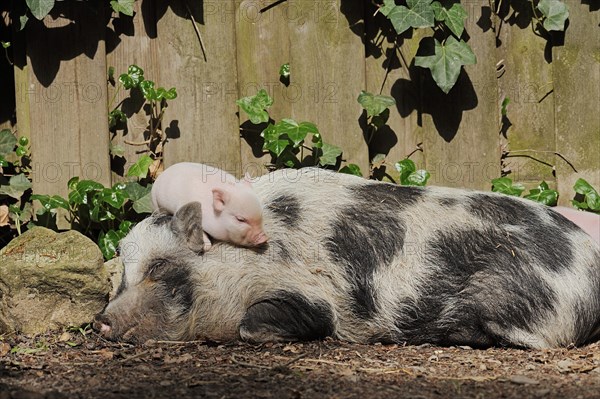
0;174;32;199
26;0;55;20
431;2;468;38
237;89;274;124
0;129;17;157
69;180;104;205
261;123;288;157
109;143;125;157
31;194;69;212
395;159;416;181
406;169;431;186
98;230;125;260
127;155;154;178
573;178;600;212
318;143;342;167
339;164;363;177
275;119;319;148
18;14;29;31
537;0;569;31
523;181;558;206
491;177;525;197
123;181;151;201
97;188;128;209
415;36;477;94
380;0;435;35
357;91;396;118
110;0;135;16
133;192;154;214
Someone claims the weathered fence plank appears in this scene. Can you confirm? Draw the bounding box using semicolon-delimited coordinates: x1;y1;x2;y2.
24;3;110;202
497;12;556;190
156;0;242;176
106;0;161;183
553;0;600;205
422;3;500;190
235;0;292;176
288;0;368;173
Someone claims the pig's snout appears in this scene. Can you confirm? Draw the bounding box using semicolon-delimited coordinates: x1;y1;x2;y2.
93;313;113;337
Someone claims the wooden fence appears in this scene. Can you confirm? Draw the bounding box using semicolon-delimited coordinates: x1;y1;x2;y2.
1;0;598;205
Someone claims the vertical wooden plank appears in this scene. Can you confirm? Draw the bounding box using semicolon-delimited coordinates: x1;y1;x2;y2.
156;0;242;176
422;3;500;190
288;0;368;173
364;4;425;179
106;0;160;183
554;0;600;205
0;10;15;131
24;3;110;201
235;0;291;176
497;12;556;190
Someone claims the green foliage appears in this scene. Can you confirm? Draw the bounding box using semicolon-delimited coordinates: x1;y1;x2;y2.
110;0;135;16
491;177;525;197
0;130;33;237
501;97;510;116
236;89;273;124
15;0;136;31
109;64;177;181
279;63;290;86
572;178;600;213
537;0;569;31
394;159;430;186
492;177;559;206
415;37;476;94
33;178;152;260
378;0;473;93
523;181;558;206
238;89;349;170
357;91;396;118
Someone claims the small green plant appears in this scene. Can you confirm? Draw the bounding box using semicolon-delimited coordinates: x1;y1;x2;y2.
33;175;153;260
108;64;177;180
0;130;33;239
237;89;350;171
491;177;558;206
572;178;600;213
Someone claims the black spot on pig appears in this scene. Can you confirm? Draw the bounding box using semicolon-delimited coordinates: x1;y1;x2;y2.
152;212;173;226
267;195;301;228
326;183;421;319
114;272;127;298
147;258;195;313
439;197;459;207
394;227;556;346
468;194;538;225
469;194;574;272
240;291;334;342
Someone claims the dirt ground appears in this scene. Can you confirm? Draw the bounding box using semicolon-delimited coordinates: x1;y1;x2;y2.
1;330;600;399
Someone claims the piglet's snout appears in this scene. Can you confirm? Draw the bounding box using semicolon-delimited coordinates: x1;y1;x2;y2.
254;232;268;245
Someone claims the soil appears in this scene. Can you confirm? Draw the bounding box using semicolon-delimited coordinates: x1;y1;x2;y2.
1;331;600;399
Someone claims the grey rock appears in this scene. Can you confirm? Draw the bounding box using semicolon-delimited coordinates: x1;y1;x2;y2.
0;227;110;334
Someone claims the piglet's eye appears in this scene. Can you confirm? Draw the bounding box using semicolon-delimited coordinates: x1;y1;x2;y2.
236;216;247;223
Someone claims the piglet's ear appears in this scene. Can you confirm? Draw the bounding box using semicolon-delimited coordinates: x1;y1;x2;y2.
212;188;229;213
172;202;205;254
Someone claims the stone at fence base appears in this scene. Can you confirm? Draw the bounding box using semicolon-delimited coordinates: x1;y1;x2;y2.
103;257;124;301
0;227;111;335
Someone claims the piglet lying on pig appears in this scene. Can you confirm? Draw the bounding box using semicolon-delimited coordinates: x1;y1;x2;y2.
554;206;600;245
151;162;267;252
96;168;600;348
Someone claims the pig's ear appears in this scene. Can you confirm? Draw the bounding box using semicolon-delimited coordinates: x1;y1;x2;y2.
212;188;229;213
242;173;253;188
172;202;205;254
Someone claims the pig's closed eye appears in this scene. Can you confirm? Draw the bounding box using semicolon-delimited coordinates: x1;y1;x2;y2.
236;216;247;223
145;259;167;279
